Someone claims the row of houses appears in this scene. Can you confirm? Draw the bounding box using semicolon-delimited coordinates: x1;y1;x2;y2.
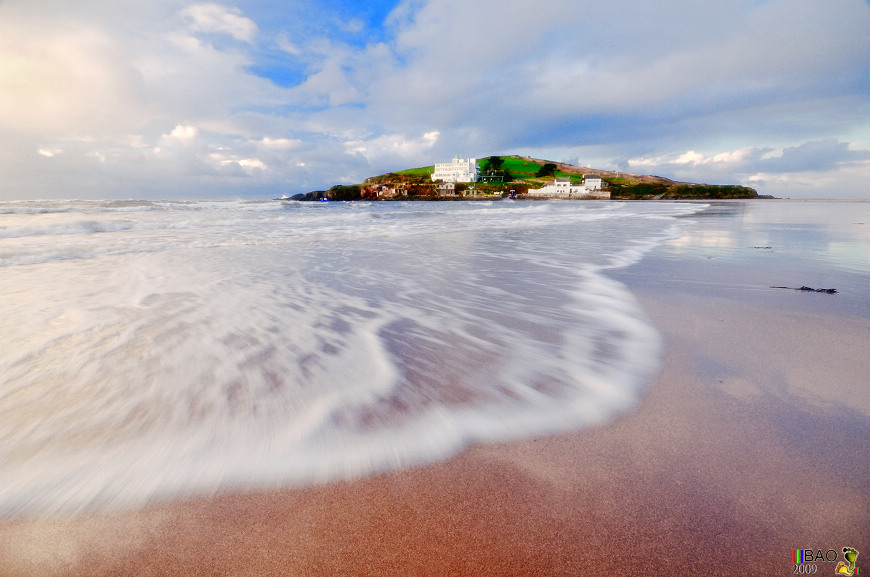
526;176;607;199
430;156;609;199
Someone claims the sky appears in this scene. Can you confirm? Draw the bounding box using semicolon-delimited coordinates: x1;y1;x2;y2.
1;0;869;200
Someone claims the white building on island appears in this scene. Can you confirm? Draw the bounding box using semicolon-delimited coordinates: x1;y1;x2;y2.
528;177;585;198
583;175;602;190
431;156;479;183
527;176;609;199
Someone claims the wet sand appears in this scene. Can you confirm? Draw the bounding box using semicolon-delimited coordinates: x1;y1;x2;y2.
2;287;867;576
2;201;868;576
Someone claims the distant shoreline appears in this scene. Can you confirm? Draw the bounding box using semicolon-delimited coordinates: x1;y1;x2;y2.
291;155;761;202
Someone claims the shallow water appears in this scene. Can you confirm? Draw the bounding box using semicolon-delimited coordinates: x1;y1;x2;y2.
617;200;870;317
0;199;704;516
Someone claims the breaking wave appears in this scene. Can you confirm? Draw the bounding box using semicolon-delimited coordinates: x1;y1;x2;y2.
0;199;704;516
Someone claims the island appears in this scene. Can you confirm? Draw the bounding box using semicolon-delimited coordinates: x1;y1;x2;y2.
287;155;761;201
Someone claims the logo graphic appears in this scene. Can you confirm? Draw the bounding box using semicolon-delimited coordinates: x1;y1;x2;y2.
791;547;860;575
835;547;860;576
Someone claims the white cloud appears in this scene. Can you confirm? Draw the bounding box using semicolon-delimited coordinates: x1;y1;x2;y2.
181;3;258;43
0;16;149;137
649;140;870;175
344;131;440;166
759;139;870;173
212;152;267;171
166;125;199;143
624;139;870;198
629;147;760;170
674;151;706;165
370;0;870;156
259;137;303;150
88;151;107;163
277;34;303;56
1;0;869;199
744;162;870;200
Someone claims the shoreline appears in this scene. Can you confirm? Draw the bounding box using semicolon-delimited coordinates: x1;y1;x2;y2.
3;287;866;576
2;202;868;576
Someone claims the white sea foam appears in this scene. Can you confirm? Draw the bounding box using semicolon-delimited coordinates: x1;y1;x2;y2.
0;199;705;516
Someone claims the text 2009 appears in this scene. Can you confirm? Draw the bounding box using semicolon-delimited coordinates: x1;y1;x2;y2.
793;565;817;574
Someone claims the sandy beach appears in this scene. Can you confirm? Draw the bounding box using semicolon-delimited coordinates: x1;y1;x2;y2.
1;201;868;576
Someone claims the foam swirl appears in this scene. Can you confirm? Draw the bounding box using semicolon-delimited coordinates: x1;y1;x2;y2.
0;199;704;516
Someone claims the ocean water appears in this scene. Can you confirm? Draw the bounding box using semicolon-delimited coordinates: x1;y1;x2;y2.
0;199;704;516
615;200;870;317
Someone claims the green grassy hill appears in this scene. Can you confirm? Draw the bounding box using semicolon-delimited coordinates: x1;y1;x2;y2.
396;156;758;199
394;166;433;176
377;155;758;199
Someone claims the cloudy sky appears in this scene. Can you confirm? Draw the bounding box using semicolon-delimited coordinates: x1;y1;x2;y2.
1;0;868;200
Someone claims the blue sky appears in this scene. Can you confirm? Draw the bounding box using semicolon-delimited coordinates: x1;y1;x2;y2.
1;0;868;199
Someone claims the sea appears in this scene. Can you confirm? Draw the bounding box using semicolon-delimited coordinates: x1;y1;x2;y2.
0;198;762;516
